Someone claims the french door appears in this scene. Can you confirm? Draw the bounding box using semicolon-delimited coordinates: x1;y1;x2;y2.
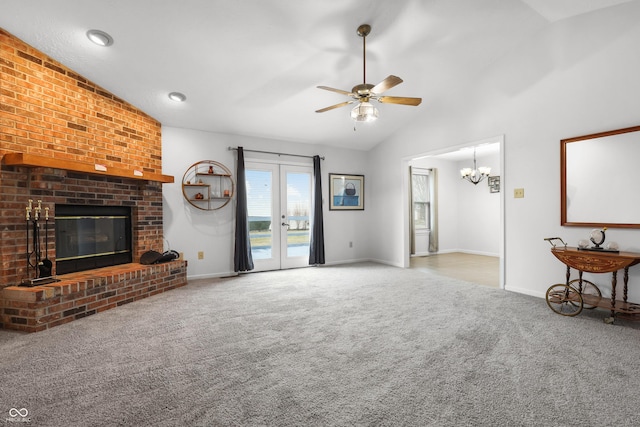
245;161;313;271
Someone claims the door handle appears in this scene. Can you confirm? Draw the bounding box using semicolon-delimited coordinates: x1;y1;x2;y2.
281;222;290;228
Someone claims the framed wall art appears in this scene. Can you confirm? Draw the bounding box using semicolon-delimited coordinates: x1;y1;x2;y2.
329;173;364;210
488;176;500;193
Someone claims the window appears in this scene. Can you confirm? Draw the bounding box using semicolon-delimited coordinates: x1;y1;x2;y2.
411;171;430;230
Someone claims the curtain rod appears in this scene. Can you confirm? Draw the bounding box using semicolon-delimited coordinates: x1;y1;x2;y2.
228;147;324;160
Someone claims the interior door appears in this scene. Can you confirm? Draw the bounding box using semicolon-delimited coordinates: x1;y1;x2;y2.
245;161;312;272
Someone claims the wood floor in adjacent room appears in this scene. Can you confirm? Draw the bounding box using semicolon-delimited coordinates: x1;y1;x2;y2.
410;252;500;288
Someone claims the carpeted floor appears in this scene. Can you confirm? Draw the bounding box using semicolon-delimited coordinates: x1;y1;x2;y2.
1;262;640;426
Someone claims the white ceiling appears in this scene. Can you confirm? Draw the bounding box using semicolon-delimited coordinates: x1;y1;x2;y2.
0;0;633;151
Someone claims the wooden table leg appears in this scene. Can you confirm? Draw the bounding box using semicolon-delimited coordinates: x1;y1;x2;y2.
577;270;583;293
611;270;617;318
624;267;629;303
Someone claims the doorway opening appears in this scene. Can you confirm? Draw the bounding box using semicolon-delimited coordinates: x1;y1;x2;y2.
403;135;505;289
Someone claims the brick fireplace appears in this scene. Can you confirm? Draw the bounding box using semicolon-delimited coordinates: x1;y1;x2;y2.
0;29;187;331
2;166;165;284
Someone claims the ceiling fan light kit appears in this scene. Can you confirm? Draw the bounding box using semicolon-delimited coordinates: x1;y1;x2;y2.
316;24;422;122
351;101;379;122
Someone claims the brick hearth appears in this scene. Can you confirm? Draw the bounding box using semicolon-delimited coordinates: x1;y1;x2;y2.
1;260;187;332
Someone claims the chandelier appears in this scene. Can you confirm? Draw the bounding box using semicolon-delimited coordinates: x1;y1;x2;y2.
460;148;491;185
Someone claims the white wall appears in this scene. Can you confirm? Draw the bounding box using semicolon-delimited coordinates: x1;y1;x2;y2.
162;127;370;279
456;151;500;256
367;3;640;301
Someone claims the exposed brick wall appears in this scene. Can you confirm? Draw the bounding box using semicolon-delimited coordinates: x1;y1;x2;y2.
0;28;162;171
0;28;167;288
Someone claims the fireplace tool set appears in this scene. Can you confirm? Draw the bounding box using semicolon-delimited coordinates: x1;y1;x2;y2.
22;199;59;287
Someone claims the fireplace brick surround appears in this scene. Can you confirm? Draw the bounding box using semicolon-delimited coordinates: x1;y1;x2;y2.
0;29;187;331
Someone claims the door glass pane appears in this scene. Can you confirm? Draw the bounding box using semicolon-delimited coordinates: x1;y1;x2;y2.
246;169;273;260
286;172;311;257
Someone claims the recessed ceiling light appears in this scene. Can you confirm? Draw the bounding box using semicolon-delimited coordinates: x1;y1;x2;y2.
168;92;187;102
86;29;113;47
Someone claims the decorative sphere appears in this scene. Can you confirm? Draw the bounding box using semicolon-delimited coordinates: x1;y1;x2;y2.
590;229;606;246
578;239;589;248
606;241;619;251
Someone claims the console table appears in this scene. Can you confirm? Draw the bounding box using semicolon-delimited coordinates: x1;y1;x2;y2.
550;246;640;321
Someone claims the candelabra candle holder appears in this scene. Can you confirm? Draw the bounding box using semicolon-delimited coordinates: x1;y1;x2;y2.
21;199;59;287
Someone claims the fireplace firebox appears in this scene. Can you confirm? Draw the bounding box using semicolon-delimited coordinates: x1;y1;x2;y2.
55;205;133;275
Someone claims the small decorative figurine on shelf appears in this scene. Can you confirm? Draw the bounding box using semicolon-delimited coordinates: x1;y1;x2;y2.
224;189;230;197
208;165;214;174
578;227;619;253
589;227;607;249
195;193;204;200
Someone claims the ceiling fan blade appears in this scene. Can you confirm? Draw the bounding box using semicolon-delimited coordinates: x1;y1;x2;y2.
315;101;354;113
371;75;403;94
378;96;422;106
317;86;353;96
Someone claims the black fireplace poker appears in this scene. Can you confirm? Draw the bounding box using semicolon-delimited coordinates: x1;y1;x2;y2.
21;200;59;287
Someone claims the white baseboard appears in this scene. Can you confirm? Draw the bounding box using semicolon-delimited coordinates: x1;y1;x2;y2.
411;251;431;257
504;285;545;299
187;271;236;280
366;258;404;268
429;249;499;257
324;258;375;266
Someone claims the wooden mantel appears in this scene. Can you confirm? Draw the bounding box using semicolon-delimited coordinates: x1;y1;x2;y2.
2;153;174;184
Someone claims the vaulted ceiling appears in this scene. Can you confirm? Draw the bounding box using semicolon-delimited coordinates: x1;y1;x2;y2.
1;0;632;150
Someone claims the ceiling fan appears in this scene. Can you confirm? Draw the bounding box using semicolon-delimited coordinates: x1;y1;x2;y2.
315;24;422;122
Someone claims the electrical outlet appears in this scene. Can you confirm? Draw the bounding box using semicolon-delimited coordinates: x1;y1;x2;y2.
514;188;525;198
197;251;204;260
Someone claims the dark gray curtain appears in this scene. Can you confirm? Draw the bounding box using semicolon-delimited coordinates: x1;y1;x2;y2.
308;155;325;265
234;147;254;272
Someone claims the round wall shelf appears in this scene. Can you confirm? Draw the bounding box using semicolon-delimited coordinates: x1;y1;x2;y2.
181;160;235;211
